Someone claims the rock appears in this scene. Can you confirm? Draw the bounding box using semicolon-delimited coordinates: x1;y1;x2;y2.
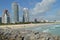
0;28;60;40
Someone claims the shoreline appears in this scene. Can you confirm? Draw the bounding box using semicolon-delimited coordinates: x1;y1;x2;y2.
0;23;56;29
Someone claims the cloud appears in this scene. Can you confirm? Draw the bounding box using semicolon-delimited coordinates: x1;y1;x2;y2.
55;9;60;20
31;0;56;15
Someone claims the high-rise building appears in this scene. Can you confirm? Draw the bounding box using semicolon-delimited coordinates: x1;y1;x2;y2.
2;9;10;23
12;2;19;23
23;14;25;23
23;8;29;22
0;17;2;23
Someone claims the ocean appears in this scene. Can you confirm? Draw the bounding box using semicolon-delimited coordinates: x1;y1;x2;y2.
25;24;60;36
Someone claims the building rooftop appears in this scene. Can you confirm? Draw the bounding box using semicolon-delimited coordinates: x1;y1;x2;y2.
2;9;10;16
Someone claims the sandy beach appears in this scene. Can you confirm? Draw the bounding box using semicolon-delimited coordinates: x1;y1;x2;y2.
0;23;55;29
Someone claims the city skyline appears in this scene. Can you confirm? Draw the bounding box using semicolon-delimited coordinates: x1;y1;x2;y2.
0;0;60;22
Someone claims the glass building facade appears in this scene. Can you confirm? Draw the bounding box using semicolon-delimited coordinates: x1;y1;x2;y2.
12;2;19;23
23;8;29;22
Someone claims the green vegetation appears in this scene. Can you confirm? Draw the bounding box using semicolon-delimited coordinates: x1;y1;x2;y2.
0;22;55;25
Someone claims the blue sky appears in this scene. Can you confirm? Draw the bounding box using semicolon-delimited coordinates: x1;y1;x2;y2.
0;0;60;21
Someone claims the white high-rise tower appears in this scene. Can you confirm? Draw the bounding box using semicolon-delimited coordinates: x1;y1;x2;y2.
12;2;19;23
2;9;10;23
23;8;29;22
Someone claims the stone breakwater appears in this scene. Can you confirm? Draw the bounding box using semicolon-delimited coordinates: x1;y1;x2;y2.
0;28;60;40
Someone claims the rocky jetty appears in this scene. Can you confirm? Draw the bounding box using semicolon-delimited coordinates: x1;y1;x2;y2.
0;27;60;40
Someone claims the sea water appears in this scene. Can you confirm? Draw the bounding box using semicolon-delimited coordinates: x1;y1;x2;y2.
25;24;60;36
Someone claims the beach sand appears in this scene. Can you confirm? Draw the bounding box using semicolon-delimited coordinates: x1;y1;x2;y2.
0;23;55;29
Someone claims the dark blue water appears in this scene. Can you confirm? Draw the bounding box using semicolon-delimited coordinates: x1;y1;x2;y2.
25;24;60;36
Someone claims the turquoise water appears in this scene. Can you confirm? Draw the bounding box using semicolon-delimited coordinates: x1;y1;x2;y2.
25;24;60;36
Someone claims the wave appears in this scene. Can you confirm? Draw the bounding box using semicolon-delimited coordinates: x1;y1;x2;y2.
42;29;50;33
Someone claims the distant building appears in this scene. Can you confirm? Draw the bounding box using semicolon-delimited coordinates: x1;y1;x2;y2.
0;17;2;23
45;20;49;22
54;20;56;22
23;8;29;22
40;20;44;23
2;9;10;23
12;2;19;23
34;18;38;23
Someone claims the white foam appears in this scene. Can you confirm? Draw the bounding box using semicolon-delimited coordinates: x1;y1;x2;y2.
43;29;49;32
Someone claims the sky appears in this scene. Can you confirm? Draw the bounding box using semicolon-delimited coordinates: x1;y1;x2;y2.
0;0;60;22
